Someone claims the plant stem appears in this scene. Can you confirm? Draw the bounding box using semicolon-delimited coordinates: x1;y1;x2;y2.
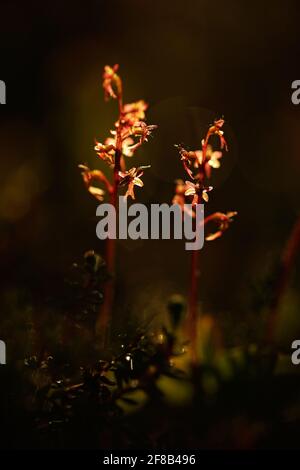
187;134;209;364
188;194;200;365
96;95;123;347
266;216;300;344
188;248;199;364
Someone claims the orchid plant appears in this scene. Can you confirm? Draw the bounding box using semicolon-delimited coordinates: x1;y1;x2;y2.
79;64;156;344
174;119;237;363
79;64;236;360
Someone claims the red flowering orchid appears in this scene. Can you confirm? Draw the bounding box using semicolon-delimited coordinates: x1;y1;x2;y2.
203;118;228;151
105;136;135;158
130;121;157;143
205;211;237;241
82;64;156;201
195;144;223;179
172;179;194;217
173;118;236;364
174;118;228;205
94;141;115;166
122;100;148;125
184;181;213;204
175;144;198;180
118;165;150;200
78;164;113;200
79;64;157;341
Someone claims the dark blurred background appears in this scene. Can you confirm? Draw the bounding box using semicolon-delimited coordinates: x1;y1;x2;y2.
1;0;300;340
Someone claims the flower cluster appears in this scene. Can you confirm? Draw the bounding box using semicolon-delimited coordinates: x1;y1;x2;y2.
118;165;151;200
205;211;237;241
80;64;157;201
174;119;236;241
78;164;113;201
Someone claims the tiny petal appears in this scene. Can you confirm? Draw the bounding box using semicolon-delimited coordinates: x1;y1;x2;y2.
202;190;209;202
184;181;196;196
122;100;148;125
185;187;196;196
133;177;144;187
208;159;221;169
205;231;222;241
205;211;237;241
214;118;225;128
88;186;105;201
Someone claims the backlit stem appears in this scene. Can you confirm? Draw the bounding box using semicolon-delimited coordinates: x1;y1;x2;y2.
96;94;123;347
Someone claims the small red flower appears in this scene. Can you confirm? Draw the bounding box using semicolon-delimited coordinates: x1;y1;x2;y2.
94;141;115;166
184;181;213;204
122;100;148;125
175;144;198;179
102;64;122;101
105;136;135;158
205;118;228;151
118;166;150;199
131;121;157;142
78;164;113;200
117;122;157;155
205;211;237;241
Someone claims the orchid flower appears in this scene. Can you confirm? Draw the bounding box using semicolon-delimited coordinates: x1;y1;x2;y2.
118;166;151;199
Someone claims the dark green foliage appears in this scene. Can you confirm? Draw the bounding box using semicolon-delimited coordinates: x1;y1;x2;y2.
61;250;107;325
1;251;300;449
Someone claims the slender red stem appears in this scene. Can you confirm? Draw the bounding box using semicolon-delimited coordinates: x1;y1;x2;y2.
266;217;300;344
187;131;209;363
96;94;123;346
187;193;202;365
188;245;199;365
